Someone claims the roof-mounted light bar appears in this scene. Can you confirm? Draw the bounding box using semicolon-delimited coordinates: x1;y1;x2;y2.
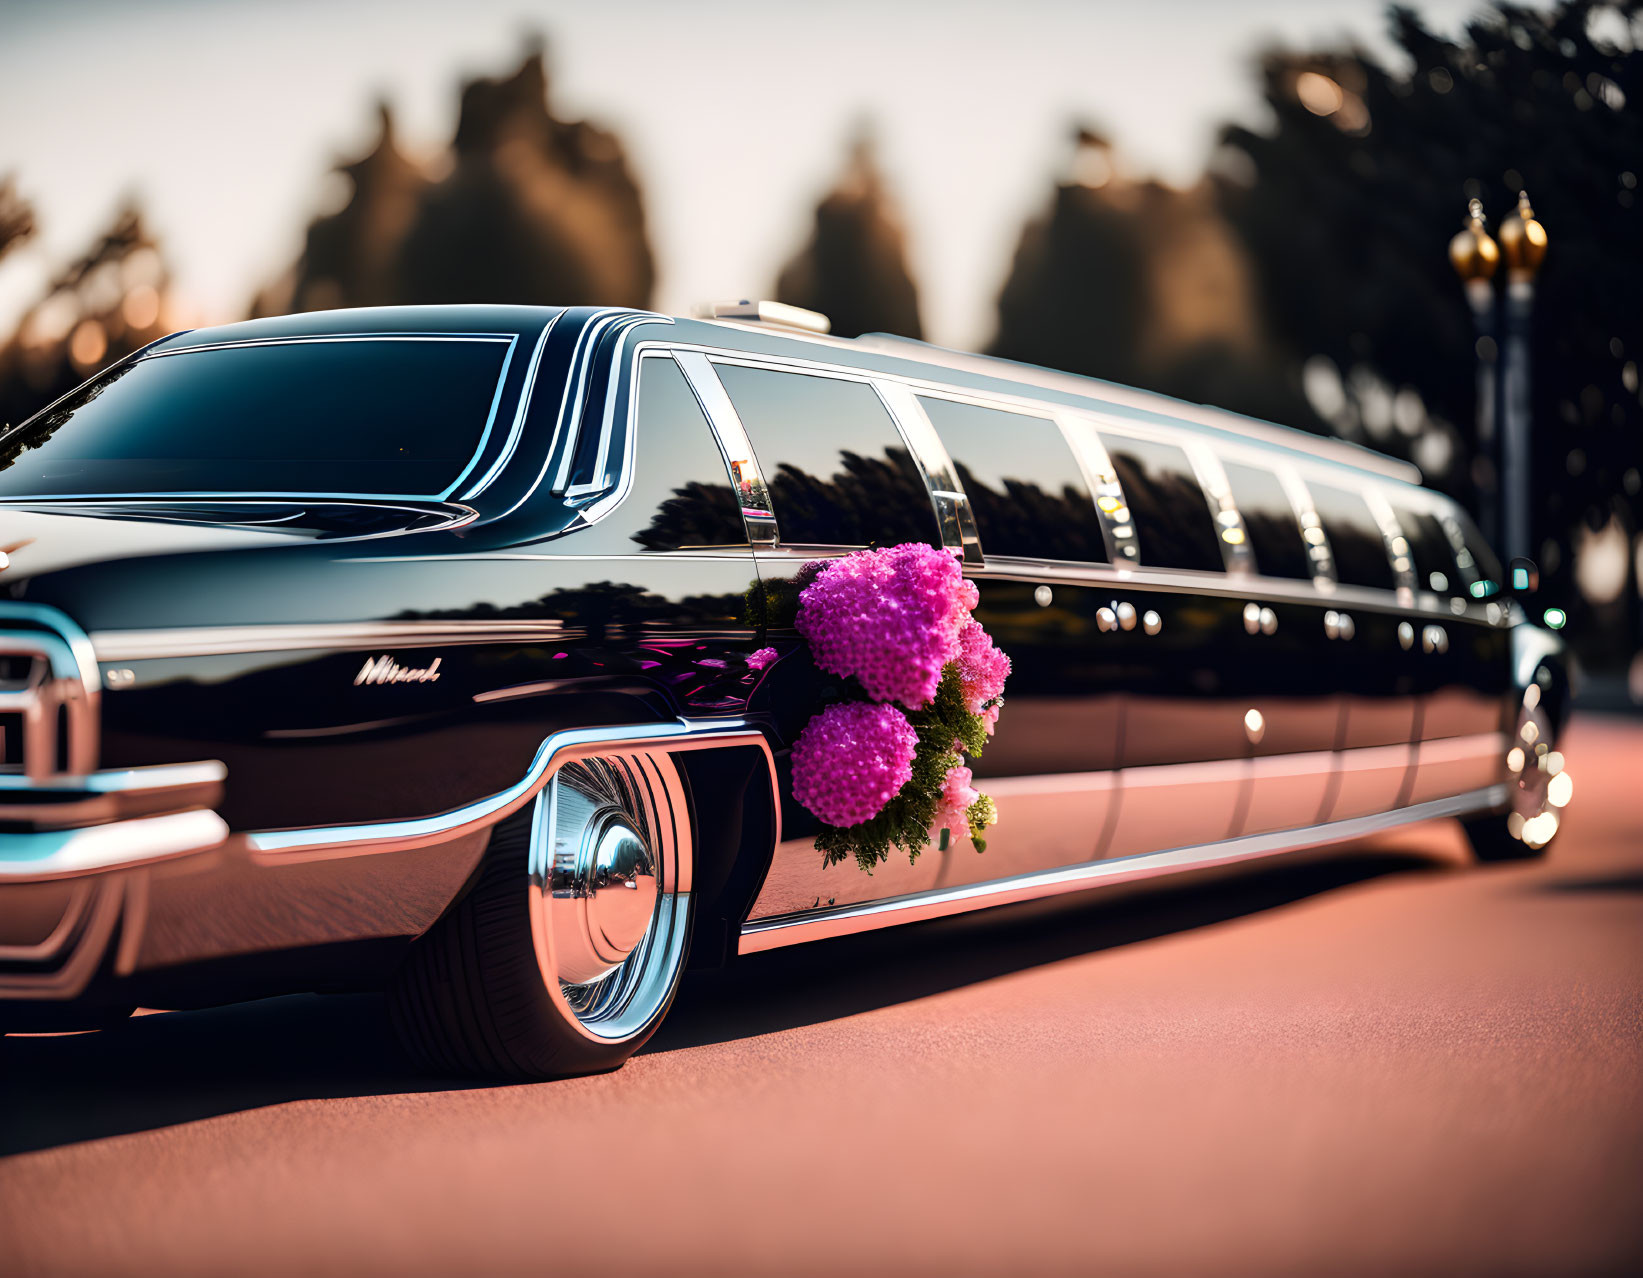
693;299;832;335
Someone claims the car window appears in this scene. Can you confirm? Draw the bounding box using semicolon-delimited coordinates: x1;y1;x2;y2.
1099;433;1225;572
1222;460;1312;580
1393;504;1464;598
917;396;1106;563
715;363;938;548
627;357;748;551
1308;480;1394;591
1447;507;1503;598
0;338;509;498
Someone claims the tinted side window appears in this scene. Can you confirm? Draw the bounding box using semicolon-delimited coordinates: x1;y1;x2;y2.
627;357;748;551
918;397;1106;563
1099;434;1224;572
716;364;938;548
1223;460;1311;580
1310;481;1394;590
1394;506;1463;597
1447;508;1503;596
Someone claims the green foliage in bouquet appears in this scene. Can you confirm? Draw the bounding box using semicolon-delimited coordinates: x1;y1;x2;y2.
814;663;1000;873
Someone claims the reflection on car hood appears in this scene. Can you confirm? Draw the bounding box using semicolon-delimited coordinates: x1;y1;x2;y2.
0;500;473;579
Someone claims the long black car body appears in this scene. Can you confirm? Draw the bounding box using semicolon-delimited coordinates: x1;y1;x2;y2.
0;304;1569;1078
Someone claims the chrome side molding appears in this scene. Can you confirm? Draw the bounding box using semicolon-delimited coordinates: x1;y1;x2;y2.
89;619;576;663
0;809;230;881
738;785;1505;954
247;718;777;864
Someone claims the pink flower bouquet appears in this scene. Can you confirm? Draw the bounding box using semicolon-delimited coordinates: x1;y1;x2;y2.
786;543;1007;872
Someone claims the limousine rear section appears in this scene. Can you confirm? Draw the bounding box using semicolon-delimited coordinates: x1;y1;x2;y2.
0;302;1572;1077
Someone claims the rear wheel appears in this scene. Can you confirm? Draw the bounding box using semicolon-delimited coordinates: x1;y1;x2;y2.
1463;689;1570;863
391;751;693;1079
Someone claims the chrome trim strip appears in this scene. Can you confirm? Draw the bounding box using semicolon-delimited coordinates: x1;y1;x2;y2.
148;332;516;357
1185;440;1256;578
460;315;560;501
1364;486;1419;606
246;718;773;863
874;380;979;563
0;809;229;881
552;311;663;500
89;620;572;663
962;555;1499;622
1276;461;1338;588
438;335;520;499
675;349;780;547
578;316;674;500
0;760;224;794
738;784;1506;953
0;761;226;829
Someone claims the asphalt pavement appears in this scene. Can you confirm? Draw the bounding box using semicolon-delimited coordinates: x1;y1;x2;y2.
2;716;1640;1277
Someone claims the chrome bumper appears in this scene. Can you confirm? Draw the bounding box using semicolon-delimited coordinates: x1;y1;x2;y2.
0;762;228;882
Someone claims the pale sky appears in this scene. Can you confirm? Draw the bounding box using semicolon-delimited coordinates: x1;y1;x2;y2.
0;0;1499;349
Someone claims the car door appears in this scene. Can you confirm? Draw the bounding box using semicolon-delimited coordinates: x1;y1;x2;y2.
688;356;960;918
912;391;1123;878
1390;497;1513;806
1212;453;1348;837
1090;426;1250;858
1302;474;1418;823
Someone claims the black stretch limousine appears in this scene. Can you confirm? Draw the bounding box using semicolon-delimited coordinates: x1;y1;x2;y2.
0;303;1569;1078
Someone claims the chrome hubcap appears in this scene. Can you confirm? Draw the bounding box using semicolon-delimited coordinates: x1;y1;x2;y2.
528;754;691;1042
553;814;660;985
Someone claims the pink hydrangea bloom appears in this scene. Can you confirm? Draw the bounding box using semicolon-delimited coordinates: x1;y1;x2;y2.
980;704;1001;737
796;543;978;709
956;619;1011;714
933;763;981;840
791;701;917;828
747;646;779;671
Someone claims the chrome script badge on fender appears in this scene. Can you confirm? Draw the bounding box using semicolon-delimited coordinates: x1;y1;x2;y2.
354;654;442;685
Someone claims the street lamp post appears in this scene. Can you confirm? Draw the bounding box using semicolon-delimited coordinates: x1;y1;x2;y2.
1495;190;1548;566
1449;199;1501;549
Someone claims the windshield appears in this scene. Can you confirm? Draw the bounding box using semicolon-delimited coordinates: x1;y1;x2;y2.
0;336;511;499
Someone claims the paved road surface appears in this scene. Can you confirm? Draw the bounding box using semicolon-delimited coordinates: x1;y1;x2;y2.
3;717;1640;1276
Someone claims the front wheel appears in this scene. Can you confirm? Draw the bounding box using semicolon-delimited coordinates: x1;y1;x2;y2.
1463;688;1570;863
391;752;693;1079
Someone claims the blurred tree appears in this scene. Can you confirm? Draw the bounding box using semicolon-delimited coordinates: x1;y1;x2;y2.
776;132;923;338
0;175;36;265
1215;0;1641;664
992;129;1309;428
258;41;655;315
0;202;171;430
395;42;653;308
255;103;428;315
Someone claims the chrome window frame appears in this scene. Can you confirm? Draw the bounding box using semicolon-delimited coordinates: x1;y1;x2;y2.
578;335;1504;628
0;333;523;506
1183;441;1256;578
674;350;779;548
691;348;965;558
1085;416;1234;579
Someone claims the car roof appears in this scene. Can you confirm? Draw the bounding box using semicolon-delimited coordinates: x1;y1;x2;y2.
149;303;1421;487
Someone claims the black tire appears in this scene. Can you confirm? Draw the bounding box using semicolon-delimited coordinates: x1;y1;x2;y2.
390;752;692;1080
1462;812;1550;863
